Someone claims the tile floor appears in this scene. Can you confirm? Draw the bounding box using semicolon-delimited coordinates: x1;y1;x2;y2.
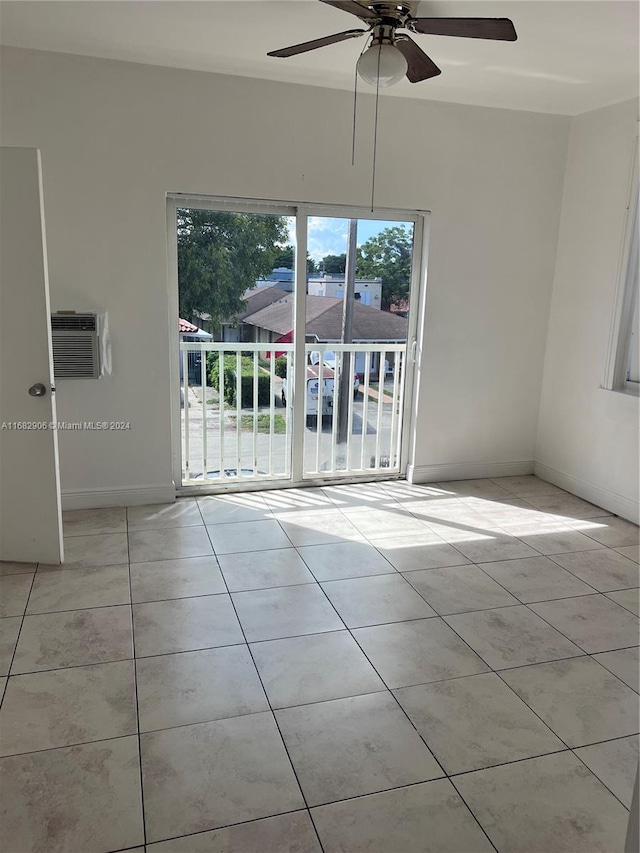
0;476;638;852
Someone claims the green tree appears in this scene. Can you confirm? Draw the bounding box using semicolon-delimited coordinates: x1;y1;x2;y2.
272;245;317;273
356;226;413;309
177;209;288;328
319;253;347;274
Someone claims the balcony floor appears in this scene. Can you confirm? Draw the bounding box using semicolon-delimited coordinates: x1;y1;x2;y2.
0;476;638;852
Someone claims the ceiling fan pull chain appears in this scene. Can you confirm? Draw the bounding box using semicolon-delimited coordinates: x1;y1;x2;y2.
370;42;381;212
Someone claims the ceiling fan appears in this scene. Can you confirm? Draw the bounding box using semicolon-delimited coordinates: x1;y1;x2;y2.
268;1;517;87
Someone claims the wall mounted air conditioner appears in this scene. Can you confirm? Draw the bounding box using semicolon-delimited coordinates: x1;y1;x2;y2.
51;312;100;378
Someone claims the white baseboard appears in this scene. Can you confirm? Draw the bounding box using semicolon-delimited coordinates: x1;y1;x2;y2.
62;484;176;511
533;462;639;525
407;460;534;484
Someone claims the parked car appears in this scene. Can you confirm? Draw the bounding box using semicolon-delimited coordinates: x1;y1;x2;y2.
308;351;360;397
281;362;359;427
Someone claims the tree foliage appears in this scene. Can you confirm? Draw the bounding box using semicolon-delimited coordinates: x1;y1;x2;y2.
319;253;347;275
312;227;412;308
356;226;413;309
272;245;317;273
177;209;288;328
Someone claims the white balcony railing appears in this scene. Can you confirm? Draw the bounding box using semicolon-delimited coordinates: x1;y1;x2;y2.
179;341;406;486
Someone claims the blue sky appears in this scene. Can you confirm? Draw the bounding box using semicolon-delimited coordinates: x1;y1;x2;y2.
286;217;413;262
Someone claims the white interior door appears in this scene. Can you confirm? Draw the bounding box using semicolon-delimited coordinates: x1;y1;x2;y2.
0;147;63;564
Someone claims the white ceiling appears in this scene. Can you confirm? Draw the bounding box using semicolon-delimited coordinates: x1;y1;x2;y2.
0;1;637;115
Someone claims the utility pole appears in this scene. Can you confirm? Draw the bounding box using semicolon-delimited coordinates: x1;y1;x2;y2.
337;219;358;448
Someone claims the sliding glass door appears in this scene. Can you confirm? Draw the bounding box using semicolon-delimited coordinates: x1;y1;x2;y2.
168;197;426;492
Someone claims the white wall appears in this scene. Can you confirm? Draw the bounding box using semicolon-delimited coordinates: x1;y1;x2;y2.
0;47;569;505
536;99;640;523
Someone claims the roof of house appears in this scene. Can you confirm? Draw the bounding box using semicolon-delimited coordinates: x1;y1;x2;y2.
243;294;408;341
234;285;286;322
179;318;198;333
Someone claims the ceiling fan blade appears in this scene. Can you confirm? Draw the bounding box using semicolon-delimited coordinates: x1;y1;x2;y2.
395;36;441;83
409;18;517;41
320;0;378;20
268;29;366;58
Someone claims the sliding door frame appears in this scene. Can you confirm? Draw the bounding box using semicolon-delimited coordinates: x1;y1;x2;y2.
167;193;430;496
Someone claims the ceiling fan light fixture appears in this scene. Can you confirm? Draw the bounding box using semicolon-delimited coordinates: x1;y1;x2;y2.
357;41;407;87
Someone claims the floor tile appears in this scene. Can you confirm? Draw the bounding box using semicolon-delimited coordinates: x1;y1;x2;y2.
0;736;144;853
251;630;385;708
0;677;5;696
524;492;611;519
63;507;127;537
0;561;37;576
128;527;213;563
197;493;273;525
146;811;322;853
467;498;541;526
436;479;513;500
136;645;268;732
27;564;130;613
582;516;639;547
478;555;597;603
444;605;582;669
218;548;314;591
206;519;291;555
501;656;639;746
454;752;628;853
298;540;395;581
517;527;603;555
127;500;202;530
394;672;563;774
352;618;489;688
529;594;640;653
0;617;21;676
276;692;443;806
12;606;133;674
615;544;640;562
606;588;640;615
311;778;494;853
141;712;304;843
0;574;32;617
405;501;493;529
551;548;640;592
133;594;243;657
49;533;129;569
381;482;452;500
321;574;436;628
262;487;335;511
574;735;639;807
341;506;431;538
232;584;343;642
593;647;639;692
489;476;565;497
277;509;364;547
0;659;136;755
130;556;225;602
449;532;538;564
403;564;519;615
324;482;400;508
372;537;470;572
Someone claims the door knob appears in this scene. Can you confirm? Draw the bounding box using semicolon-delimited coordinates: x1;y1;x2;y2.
28;383;47;397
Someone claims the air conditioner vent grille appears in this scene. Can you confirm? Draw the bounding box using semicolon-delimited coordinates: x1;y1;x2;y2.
51;313;97;332
51;313;100;379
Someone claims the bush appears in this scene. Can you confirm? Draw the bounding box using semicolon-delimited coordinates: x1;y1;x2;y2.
209;354;270;408
274;356;288;379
